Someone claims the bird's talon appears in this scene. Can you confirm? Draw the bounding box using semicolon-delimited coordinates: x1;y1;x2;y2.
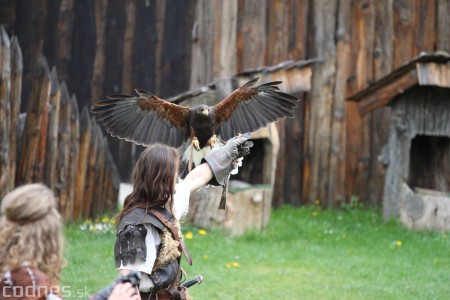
208;135;217;148
192;137;200;151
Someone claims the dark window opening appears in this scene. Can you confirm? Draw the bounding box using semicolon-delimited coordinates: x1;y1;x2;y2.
408;135;450;192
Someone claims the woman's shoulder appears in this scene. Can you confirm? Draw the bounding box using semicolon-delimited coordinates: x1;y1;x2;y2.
119;208;166;232
1;265;58;299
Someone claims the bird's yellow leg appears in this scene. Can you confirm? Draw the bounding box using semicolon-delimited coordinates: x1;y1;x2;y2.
207;134;217;148
192;137;200;151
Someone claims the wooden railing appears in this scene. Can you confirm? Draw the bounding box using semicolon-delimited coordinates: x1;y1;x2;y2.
0;26;119;221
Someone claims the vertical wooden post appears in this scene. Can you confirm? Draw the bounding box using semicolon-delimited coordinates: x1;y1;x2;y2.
45;67;61;190
17;56;51;185
307;0;337;206
190;0;215;88
436;0;450;52
67;94;79;221
74;107;91;220
213;0;238;78
329;0;351;206
56;82;71;220
368;0;394;205
9;37;22;191
0;26;11;200
236;0;267;71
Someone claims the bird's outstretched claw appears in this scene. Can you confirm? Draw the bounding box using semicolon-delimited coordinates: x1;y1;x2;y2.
192;137;200;151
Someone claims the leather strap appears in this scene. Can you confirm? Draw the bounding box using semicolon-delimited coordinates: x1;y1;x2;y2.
150;209;193;266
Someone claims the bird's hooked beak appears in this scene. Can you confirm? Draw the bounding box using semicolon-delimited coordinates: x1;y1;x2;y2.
201;108;209;116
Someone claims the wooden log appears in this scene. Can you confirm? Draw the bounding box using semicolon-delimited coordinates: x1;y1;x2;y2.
393;0;416;67
13;0;48;113
122;0;136;94
368;0;394;206
70;0;96;109
44;67;61;189
133;0;157;91
97;137;108;214
345;0;375;205
287;0;309;59
153;0;166;96
67;94;79;221
16;56;51;185
413;0;436;53
265;0;290;206
74;106;91;220
90;132;104;217
307;0;337;206
106;151;120;212
0;0;16;34
56;0;75;83
158;0;195;97
33;67;51;183
213;0;238;78
190;0;215;88
0;26;11;200
328;0;351;206
236;0;267;71
56;82;71;220
437;0;450;52
83;119;100;219
9;37;22;190
266;0;289;65
90;0;107;103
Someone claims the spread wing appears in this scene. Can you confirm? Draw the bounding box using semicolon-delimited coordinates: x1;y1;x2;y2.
213;78;299;140
91;89;190;147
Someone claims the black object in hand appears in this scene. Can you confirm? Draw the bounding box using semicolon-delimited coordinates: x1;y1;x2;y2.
91;271;142;300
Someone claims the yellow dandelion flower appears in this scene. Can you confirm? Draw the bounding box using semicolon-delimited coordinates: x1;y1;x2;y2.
102;217;110;223
84;219;91;225
110;219;116;225
232;262;240;268
396;240;402;247
314;199;320;205
203;255;209;260
185;232;193;240
312;211;318;217
198;229;207;235
225;263;231;268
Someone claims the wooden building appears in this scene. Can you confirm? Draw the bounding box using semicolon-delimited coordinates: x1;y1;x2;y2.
0;0;449;210
349;52;450;225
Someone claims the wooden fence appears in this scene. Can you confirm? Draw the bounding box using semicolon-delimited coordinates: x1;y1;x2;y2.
0;26;119;221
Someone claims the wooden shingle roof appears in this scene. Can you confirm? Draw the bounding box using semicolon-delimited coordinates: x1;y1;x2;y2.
348;52;450;115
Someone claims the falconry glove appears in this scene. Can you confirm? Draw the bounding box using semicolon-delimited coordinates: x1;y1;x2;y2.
203;133;253;186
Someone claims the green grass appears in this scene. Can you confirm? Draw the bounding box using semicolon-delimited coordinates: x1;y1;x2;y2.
61;206;450;299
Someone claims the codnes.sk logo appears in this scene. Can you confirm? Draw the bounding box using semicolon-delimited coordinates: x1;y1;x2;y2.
1;285;93;298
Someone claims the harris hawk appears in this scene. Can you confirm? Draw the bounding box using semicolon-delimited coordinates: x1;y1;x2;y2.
91;77;299;174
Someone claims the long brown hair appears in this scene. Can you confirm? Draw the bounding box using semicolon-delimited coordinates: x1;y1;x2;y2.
117;143;180;225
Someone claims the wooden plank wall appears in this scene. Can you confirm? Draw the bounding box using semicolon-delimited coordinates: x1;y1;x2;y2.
0;0;449;208
0;26;119;221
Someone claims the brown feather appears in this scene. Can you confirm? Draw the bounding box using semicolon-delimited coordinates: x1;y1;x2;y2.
136;95;190;129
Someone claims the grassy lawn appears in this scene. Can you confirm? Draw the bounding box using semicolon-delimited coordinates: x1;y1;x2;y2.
61;206;450;299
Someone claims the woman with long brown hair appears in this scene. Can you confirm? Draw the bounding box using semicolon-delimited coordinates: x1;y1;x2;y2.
0;183;64;299
115;134;252;300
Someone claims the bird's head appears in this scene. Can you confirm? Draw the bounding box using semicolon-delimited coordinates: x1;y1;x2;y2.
197;105;209;116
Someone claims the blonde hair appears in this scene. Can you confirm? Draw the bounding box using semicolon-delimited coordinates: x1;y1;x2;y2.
0;183;64;283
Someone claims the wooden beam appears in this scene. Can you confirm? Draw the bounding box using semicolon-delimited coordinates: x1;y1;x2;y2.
358;68;418;115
